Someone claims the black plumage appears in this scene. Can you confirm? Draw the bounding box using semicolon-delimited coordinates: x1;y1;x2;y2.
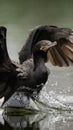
0;26;57;105
0;25;73;106
19;25;73;66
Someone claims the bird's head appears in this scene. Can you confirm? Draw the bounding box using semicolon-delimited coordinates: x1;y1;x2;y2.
32;40;57;62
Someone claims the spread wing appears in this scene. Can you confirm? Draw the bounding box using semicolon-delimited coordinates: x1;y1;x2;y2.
0;27;34;105
0;27;11;98
48;30;73;66
19;25;73;66
0;27;17;105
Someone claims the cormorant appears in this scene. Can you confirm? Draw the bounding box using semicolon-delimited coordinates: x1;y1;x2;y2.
0;26;57;106
19;25;73;66
6;25;73;107
11;24;73;107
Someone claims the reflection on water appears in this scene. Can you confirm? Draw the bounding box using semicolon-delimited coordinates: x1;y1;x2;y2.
0;109;73;130
2;113;41;130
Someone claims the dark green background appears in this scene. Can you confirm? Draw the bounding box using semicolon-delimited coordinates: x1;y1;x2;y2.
0;0;73;60
0;0;73;27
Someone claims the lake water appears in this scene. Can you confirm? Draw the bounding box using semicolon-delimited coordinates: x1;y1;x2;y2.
0;0;73;130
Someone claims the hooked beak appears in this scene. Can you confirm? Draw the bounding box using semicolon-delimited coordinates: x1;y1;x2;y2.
48;41;57;48
40;40;57;52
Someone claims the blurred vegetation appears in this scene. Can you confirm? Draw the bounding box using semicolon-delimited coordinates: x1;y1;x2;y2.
0;0;73;60
0;0;73;27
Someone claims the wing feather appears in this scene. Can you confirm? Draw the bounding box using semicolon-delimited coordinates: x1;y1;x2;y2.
48;46;69;66
60;42;73;60
18;25;73;67
48;37;73;66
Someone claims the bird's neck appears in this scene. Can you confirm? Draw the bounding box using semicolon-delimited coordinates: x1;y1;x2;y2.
33;54;48;89
33;54;46;70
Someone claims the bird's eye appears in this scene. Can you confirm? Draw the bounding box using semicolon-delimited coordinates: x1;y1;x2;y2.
40;46;49;52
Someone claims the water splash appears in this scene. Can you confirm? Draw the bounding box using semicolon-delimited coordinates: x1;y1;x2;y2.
33;86;73;112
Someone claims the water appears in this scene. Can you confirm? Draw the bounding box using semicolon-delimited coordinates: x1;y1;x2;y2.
0;0;73;129
0;66;73;130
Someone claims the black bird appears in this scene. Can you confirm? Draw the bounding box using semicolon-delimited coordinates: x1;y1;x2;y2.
0;26;57;105
0;25;73;106
19;25;73;66
7;25;73;107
